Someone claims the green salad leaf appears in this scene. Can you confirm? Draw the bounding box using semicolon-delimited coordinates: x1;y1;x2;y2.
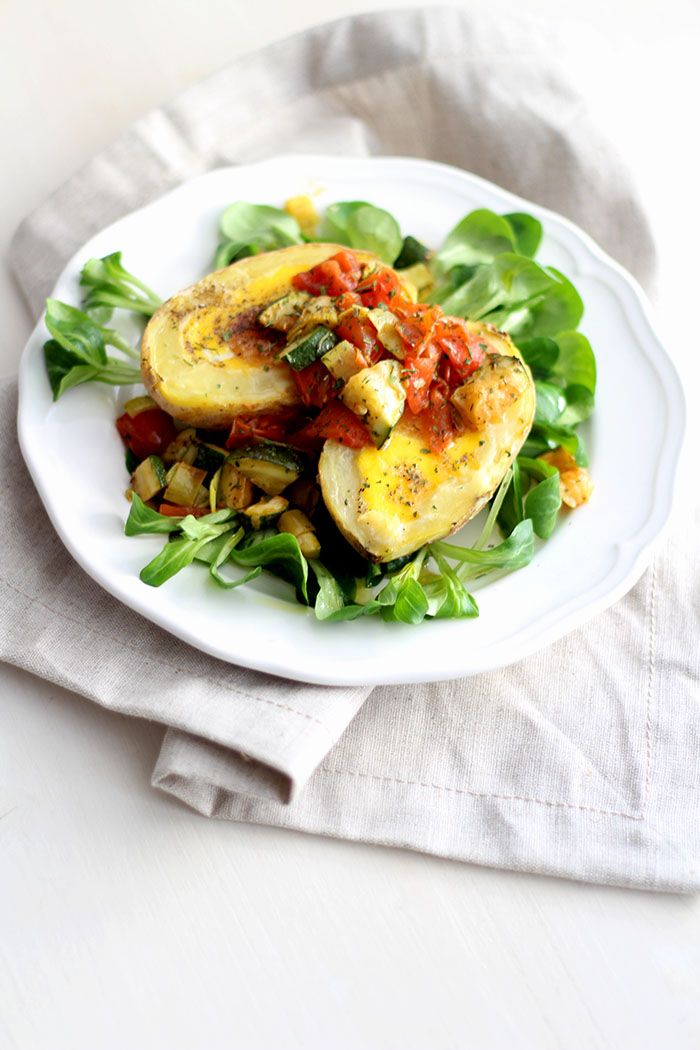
80;252;163;318
502;212;543;258
319;201;403;264
214;202;304;269
43;298;142;400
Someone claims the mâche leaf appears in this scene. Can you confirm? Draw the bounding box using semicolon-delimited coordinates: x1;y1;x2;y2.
430;518;535;579
437;253;559;321
229;532;310;604
432;209;516;276
308;558;347;620
552;330;596;394
320;201;403;264
214;202;303;268
534;380;567;425
515;336;560;376
524;472;562;539
502;212;543;258
80;252;162;318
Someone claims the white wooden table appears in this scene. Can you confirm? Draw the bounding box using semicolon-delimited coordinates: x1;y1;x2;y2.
3;1;699;1047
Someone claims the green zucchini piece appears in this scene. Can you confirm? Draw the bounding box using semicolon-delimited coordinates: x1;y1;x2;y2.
368;308;404;358
227;443;306;496
257;291;311;332
394;235;430;269
193;441;228;475
131;455;166;502
244;495;289;529
125;448;140;474
218;461;255;509
279;325;338;371
124;395;158;418
163;427;198;466
321;339;367;384
340;359;406;448
163;461;207;506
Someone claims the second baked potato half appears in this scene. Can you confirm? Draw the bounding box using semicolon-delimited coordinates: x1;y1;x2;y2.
319;330;536;562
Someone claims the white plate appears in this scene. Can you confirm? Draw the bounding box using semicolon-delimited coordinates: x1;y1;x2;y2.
17;155;685;685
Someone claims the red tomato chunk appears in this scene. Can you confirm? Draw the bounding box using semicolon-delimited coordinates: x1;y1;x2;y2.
116;408;177;459
292;400;373;449
291;250;362;297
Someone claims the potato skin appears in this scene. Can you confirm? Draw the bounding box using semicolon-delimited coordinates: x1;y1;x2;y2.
319;349;535;562
140;244;377;429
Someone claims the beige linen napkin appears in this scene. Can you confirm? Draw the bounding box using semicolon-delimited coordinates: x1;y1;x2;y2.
7;8;699;890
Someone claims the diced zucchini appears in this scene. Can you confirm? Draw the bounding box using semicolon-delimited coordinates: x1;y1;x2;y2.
244;495;289;530
321;340;367;384
193;485;210;508
258;291;311;333
279;325;338;371
163;461;207;506
125;448;140;474
336;303;371;326
131;455;166;502
341;359;406;448
163;427;199;466
278;509;321;559
393;235;430;269
368;308;404;358
218;461;255;510
227;443;306;496
124;395;158;417
287;296;339;343
193;441;228;475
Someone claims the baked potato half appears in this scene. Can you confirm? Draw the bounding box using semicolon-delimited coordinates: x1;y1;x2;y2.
319;328;536;562
140;244;376;429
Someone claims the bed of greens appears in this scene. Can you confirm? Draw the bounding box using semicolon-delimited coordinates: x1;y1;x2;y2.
41;194;596;625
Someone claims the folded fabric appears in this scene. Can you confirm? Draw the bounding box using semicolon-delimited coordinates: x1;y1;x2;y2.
8;7;698;891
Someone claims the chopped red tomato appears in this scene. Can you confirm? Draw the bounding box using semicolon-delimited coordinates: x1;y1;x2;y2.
395;318;425;350
335;310;383;363
291;399;373;449
394;302;442;360
356;266;402;308
116;408;177;459
393;299;442;330
158;502;208;518
334;291;363;312
437;354;457;389
434;318;488;381
225;412;301;449
417;381;455;454
292;250;362;297
292;360;335;409
401;343;442;414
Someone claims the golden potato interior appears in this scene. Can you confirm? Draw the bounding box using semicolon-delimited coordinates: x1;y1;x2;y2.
140;244;376;429
319;344;535;562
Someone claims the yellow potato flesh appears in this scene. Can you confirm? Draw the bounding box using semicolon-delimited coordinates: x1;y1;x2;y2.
319;341;536;562
140;244;376;429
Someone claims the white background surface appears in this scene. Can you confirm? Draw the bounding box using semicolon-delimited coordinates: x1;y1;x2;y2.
2;1;700;1048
